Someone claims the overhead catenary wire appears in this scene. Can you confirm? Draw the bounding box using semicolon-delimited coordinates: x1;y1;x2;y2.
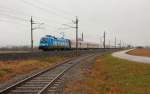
0;7;29;22
32;16;69;26
31;0;75;18
0;1;75;32
0;7;31;17
0;12;29;22
0;18;29;27
0;13;73;36
20;0;73;21
0;8;71;32
0;7;68;27
0;15;56;36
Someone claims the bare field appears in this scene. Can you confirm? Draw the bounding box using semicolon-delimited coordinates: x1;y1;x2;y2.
0;56;66;83
127;48;150;57
65;54;150;94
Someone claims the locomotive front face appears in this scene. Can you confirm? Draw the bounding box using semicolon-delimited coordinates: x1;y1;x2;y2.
40;38;48;45
39;38;49;50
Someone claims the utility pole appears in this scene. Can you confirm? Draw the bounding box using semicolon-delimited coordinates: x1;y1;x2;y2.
30;16;44;52
99;35;103;48
82;32;84;41
99;36;101;48
103;31;106;49
115;37;116;48
62;16;79;55
109;40;110;48
75;16;79;55
120;40;122;48
30;16;33;52
122;41;124;48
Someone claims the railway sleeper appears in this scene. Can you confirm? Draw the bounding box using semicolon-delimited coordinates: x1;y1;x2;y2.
47;85;63;94
16;87;42;90
19;84;45;87
10;90;38;94
25;82;48;85
39;74;60;77
47;89;57;94
29;80;51;82
33;77;52;80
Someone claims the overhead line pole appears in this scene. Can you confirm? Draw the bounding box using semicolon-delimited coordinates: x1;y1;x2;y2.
120;40;122;48
30;16;33;52
75;16;79;55
99;36;101;48
62;16;79;55
99;35;103;48
109;40;110;48
103;31;106;49
115;37;116;48
30;16;44;52
82;32;84;41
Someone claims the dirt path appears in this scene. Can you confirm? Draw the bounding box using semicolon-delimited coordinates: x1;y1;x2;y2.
112;49;150;64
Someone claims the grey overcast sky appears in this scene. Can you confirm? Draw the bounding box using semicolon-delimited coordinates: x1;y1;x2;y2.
0;0;149;47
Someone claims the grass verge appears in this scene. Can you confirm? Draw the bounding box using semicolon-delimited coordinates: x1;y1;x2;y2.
65;53;150;94
0;56;66;83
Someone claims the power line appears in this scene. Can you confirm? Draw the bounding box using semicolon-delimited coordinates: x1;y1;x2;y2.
0;8;67;30
32;16;67;26
0;4;74;32
0;18;31;36
0;18;29;27
1;15;27;22
32;0;75;18
0;8;29;22
0;12;29;22
20;0;73;21
0;7;30;17
0;7;66;26
44;24;60;30
103;31;106;49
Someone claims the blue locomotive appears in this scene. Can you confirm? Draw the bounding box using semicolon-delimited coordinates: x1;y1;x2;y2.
39;35;99;51
39;35;71;51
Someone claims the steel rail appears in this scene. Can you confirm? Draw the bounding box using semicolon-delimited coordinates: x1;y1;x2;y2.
38;55;89;94
0;54;94;94
0;58;73;94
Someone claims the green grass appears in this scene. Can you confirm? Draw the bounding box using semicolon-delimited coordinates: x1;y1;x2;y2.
99;54;150;94
65;53;150;94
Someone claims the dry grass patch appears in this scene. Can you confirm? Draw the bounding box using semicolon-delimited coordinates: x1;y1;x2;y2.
65;54;150;94
0;56;66;83
127;48;150;57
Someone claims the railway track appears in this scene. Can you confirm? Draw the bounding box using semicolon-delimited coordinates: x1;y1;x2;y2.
0;54;94;94
0;49;117;61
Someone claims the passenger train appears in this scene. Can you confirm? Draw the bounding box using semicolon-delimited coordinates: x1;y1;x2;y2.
39;35;99;51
